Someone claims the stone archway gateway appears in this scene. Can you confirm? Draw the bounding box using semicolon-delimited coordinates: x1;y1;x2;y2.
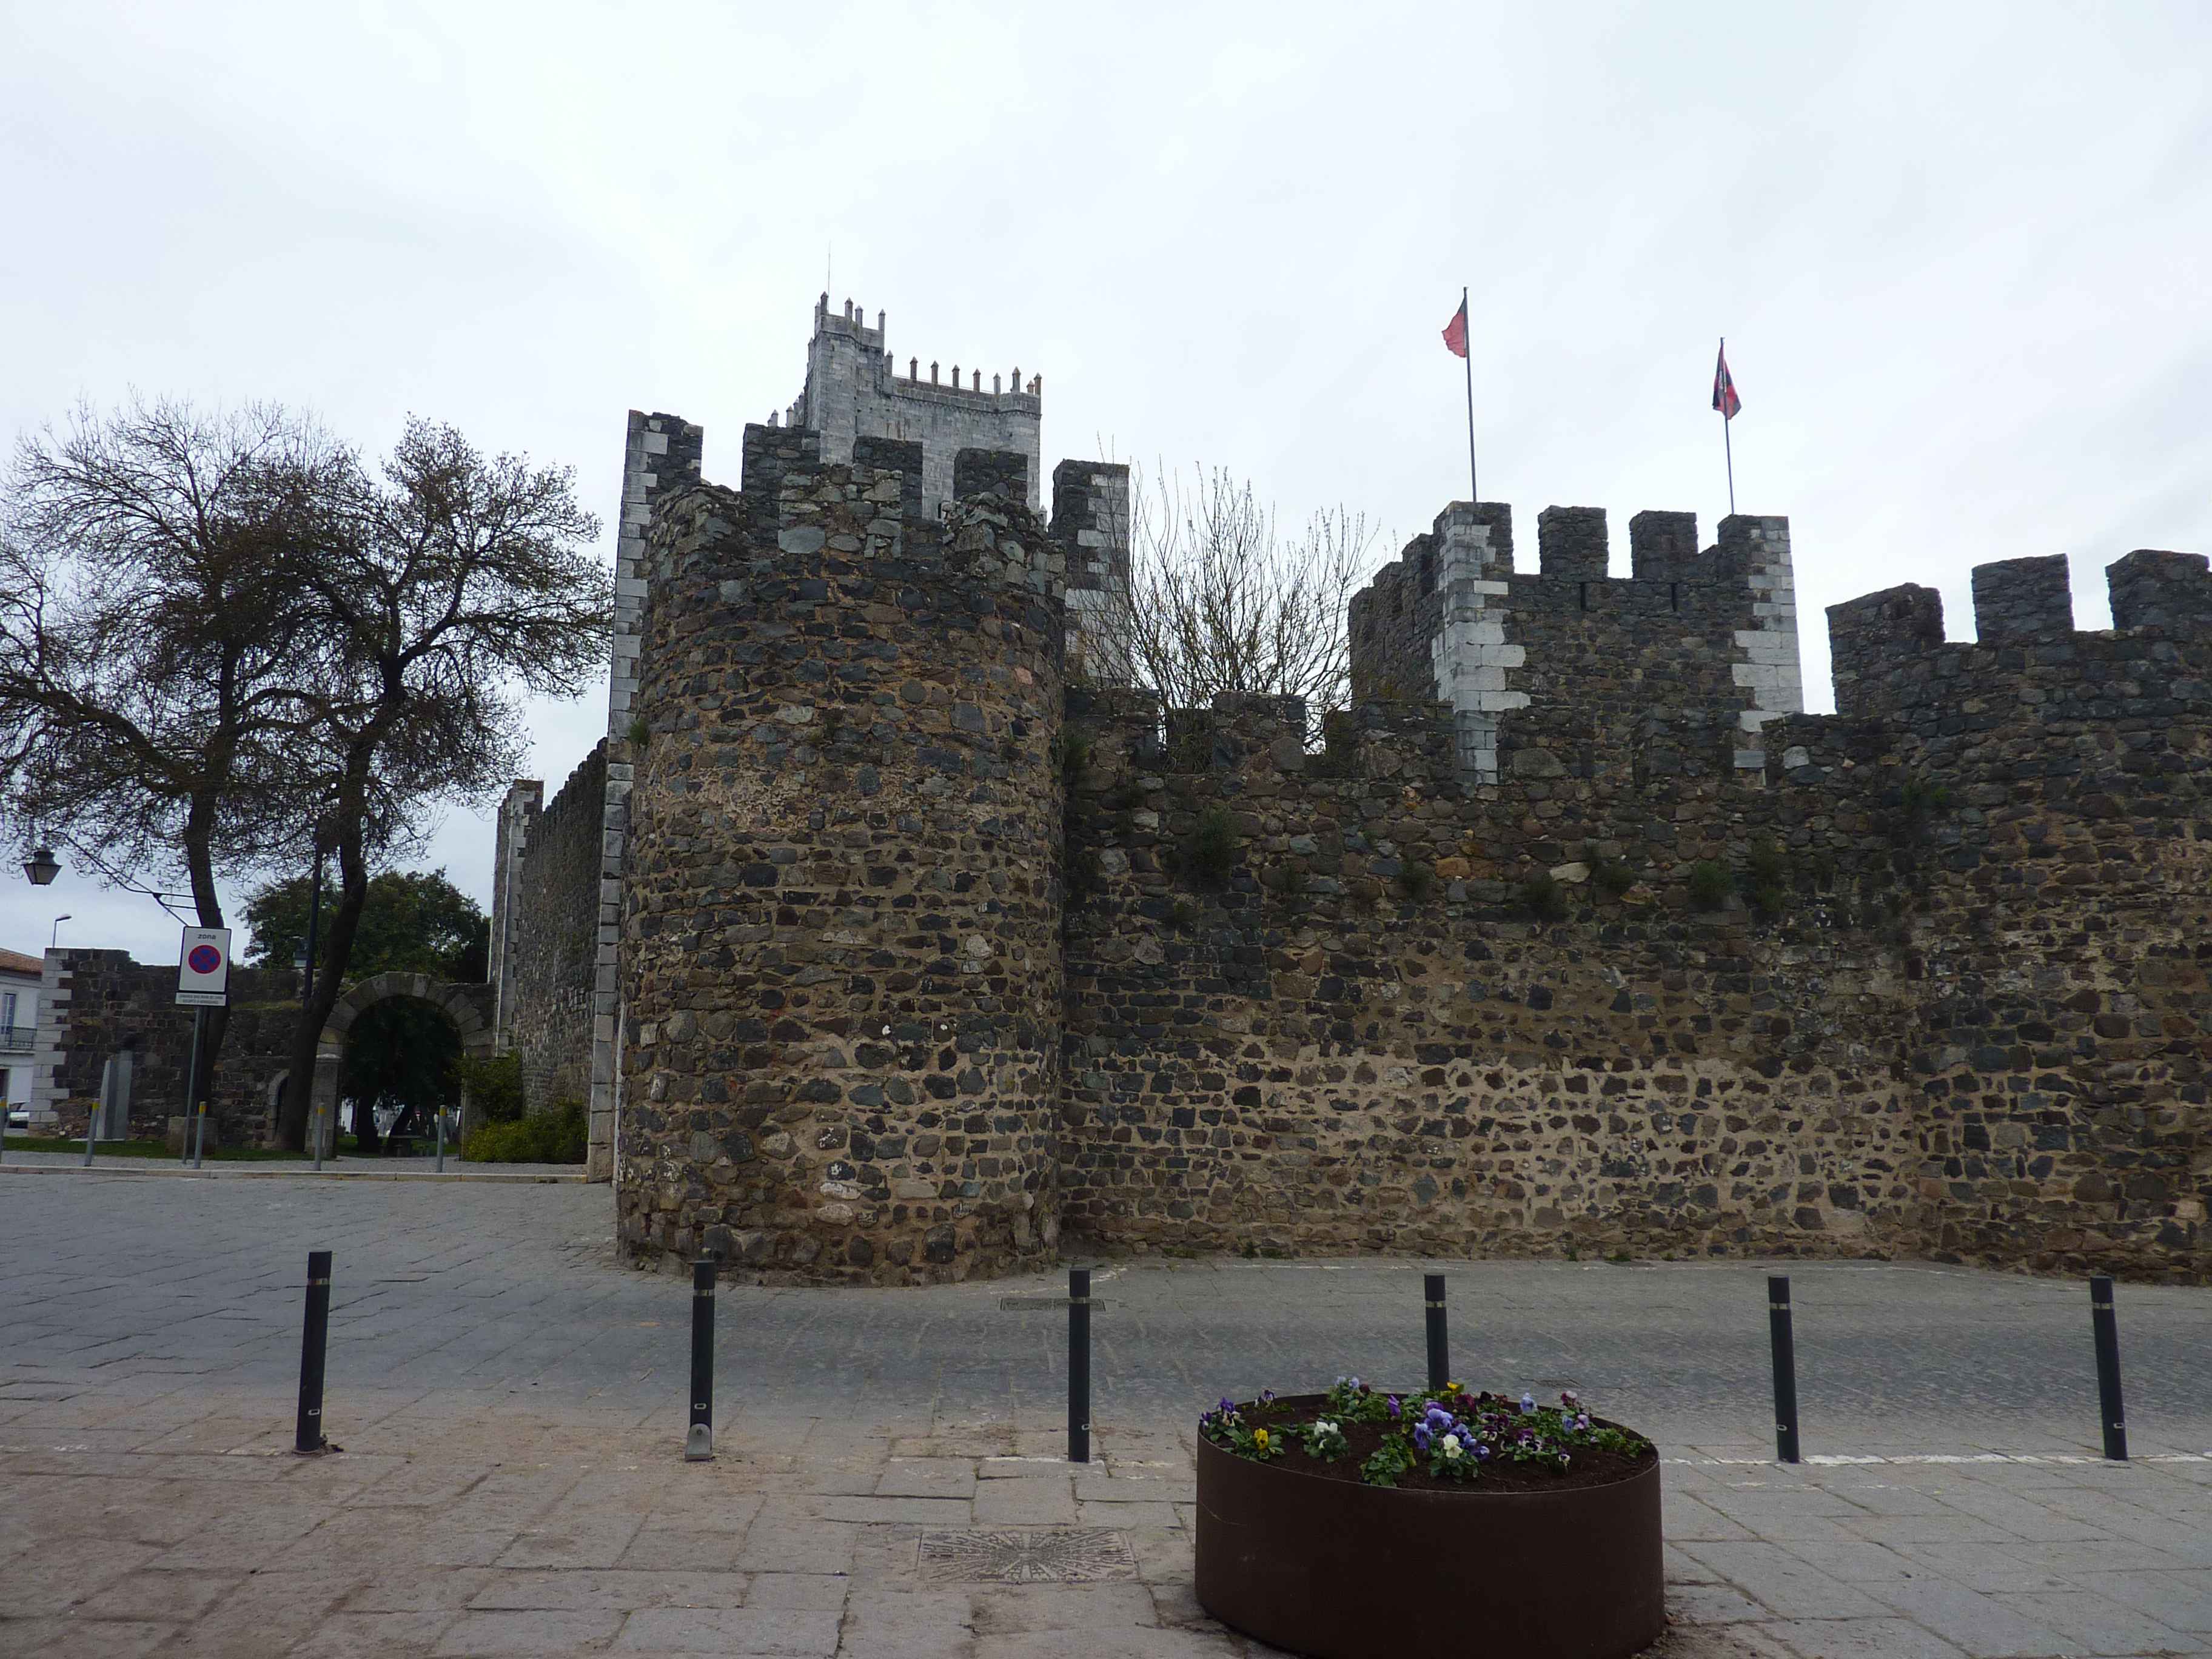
309;973;497;1153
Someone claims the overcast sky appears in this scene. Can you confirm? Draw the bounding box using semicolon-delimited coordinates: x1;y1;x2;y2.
4;1;2208;966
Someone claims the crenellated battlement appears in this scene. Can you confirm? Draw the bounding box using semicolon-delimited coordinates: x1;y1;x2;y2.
497;298;2212;1289
1826;550;2212;728
1350;501;1801;783
788;295;1042;515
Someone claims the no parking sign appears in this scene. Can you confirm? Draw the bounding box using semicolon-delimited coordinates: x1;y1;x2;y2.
176;926;232;1007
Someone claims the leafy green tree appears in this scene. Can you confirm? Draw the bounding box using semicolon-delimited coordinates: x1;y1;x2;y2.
268;418;606;1151
340;999;460;1150
243;867;486;1151
243;867;486;980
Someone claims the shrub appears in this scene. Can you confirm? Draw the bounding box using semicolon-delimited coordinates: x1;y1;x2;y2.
1687;860;1731;912
1065;842;1102;899
453;1051;525;1124
1519;871;1567;922
1588;846;1637;897
1744;839;1790;919
1056;726;1091;785
1397;862;1436;902
627;714;650;749
1185;805;1239;888
464;1097;586;1164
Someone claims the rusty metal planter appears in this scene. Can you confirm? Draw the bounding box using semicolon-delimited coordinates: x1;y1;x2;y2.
1195;1395;1664;1659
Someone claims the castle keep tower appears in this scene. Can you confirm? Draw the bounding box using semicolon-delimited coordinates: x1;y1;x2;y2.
615;425;1093;1282
785;295;1043;517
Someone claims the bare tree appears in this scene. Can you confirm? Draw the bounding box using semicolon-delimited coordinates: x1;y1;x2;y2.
269;418;607;1150
0;398;337;1104
1081;464;1380;736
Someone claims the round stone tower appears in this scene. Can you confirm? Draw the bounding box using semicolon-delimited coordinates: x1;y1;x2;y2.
615;428;1067;1284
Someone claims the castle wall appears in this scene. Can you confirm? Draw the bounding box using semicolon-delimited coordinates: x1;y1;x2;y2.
31;951;296;1144
488;777;540;1053
497;340;2208;1287
1057;558;2210;1281
506;742;608;1111
592;411;705;1178
1351;506;1801;783
1058;697;1925;1264
613;429;1070;1282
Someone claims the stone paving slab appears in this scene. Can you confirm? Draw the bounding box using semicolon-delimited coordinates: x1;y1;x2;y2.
0;1152;582;1181
3;1173;2210;1655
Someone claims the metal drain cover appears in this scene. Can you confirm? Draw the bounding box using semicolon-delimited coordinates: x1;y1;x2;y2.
918;1527;1138;1583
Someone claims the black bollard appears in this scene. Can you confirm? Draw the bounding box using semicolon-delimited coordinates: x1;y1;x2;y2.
685;1258;716;1461
294;1250;332;1454
1424;1272;1450;1390
1768;1273;1800;1464
1068;1267;1091;1464
2090;1275;2127;1461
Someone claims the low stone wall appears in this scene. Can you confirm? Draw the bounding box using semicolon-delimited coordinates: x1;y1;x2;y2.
33;951;297;1145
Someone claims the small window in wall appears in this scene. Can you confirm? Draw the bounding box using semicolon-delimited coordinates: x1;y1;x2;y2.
1;990;15;1027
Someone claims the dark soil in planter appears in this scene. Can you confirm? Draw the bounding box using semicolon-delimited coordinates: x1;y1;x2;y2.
1225;1392;1657;1495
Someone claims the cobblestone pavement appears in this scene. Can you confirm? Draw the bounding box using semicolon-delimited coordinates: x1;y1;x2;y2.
2;1171;2208;1656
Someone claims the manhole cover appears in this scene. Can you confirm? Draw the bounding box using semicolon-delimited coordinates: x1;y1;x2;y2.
918;1528;1138;1583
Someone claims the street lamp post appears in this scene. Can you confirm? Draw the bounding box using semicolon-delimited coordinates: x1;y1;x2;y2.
50;914;71;950
23;847;60;886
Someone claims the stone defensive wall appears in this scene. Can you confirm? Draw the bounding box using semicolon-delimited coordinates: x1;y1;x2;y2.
498;400;2208;1287
502;740;608;1112
1349;503;1803;782
611;424;1090;1281
1062;543;2210;1284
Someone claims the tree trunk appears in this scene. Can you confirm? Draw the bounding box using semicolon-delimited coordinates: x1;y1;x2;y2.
353;1089;381;1155
275;812;374;1150
181;803;232;1135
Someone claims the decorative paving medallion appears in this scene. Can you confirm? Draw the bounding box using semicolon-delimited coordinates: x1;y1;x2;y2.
918;1527;1139;1583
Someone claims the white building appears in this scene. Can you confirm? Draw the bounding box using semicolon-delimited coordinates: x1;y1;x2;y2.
1;947;39;1110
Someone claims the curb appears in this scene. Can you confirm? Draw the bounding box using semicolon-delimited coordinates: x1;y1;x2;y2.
0;1162;586;1185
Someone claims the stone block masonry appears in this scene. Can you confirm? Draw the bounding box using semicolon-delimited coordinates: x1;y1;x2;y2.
1057;546;2208;1284
614;432;1073;1282
492;300;2205;1286
786;294;1042;515
1351;503;1801;784
28;951;298;1143
589;411;704;1179
508;465;2207;1284
498;743;608;1111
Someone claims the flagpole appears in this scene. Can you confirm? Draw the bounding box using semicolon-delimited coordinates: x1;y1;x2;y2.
1463;286;1479;504
1720;335;1735;517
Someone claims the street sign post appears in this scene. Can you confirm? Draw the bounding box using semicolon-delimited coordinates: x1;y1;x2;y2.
176;927;232;1008
175;927;230;1165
